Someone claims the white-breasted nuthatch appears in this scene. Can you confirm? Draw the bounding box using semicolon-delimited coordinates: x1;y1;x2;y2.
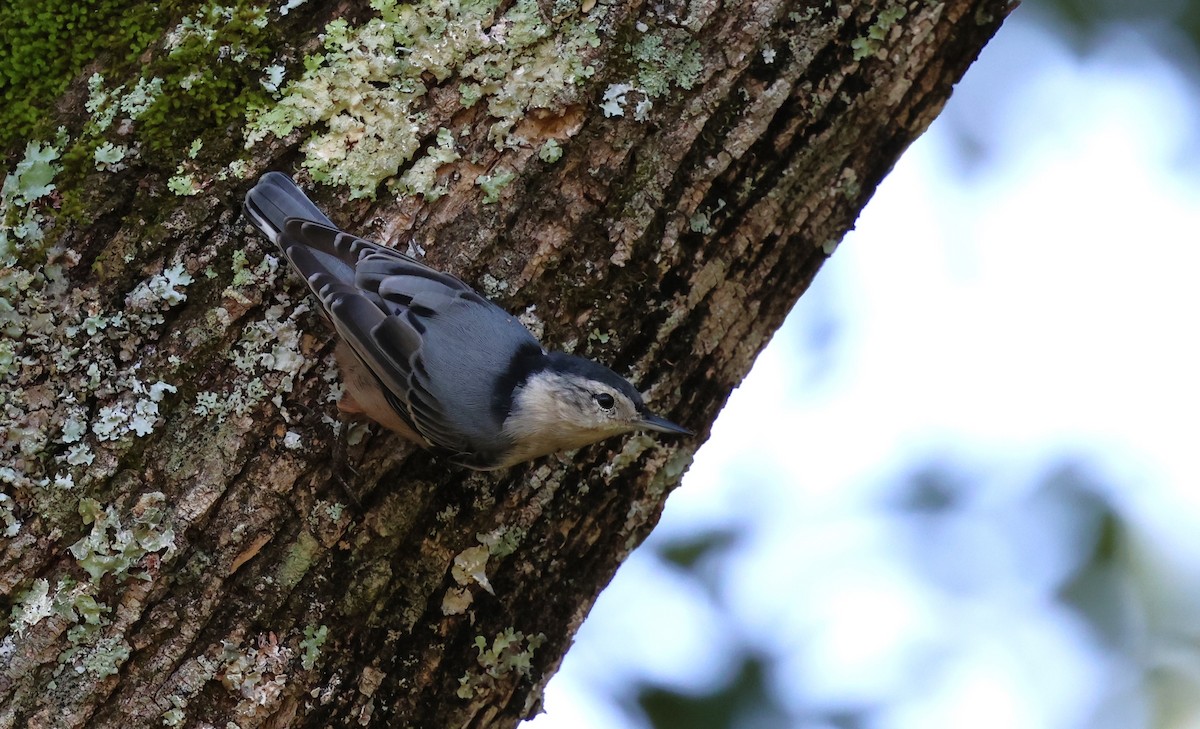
244;172;691;470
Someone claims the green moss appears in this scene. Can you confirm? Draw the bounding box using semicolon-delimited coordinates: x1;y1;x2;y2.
0;1;166;153
130;1;276;161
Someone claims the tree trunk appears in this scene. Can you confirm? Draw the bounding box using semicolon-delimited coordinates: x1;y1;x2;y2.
0;0;1012;726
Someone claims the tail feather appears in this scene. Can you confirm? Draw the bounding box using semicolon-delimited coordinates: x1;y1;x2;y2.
243;172;334;245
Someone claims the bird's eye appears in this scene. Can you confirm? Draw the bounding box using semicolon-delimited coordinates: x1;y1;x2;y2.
593;393;615;410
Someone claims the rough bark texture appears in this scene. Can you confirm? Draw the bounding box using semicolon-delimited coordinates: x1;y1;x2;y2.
0;0;1013;727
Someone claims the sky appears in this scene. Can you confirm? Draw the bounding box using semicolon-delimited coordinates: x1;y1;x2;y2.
527;10;1200;729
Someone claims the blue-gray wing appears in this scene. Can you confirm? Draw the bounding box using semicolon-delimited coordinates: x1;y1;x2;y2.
278;219;540;459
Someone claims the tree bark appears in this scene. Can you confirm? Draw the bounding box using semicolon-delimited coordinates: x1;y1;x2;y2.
0;0;1013;726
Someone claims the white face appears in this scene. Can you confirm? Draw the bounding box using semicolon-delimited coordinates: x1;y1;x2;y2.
566;379;642;434
503;372;644;459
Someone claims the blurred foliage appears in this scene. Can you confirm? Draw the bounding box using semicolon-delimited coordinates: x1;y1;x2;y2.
1038;0;1200;58
659;532;738;571
634;457;1143;729
637;657;790;729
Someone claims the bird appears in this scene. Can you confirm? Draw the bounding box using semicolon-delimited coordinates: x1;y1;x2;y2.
243;172;691;470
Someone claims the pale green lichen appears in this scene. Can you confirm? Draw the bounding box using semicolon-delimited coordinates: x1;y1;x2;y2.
0;194;189;517
8;574;116;653
477;525;527;558
167;169;201;196
85;73;121;132
61;590;108;627
260;63;286;93
218;634;293;717
587;328;611;344
228;247;278;289
299;624;328;669
456;628;546;699
277;531;320;589
217;158;253;182
852;4;908;60
479;273;508;297
80;636;131;678
600;83;633;117
9;578;54;635
165;3;269;61
83;72;164;142
119;76;165;118
89;380;177;441
451;545;494;595
0;130;67;266
646;446;693;500
244;0;603;197
161;695;188;726
688;198;726;235
838;168;861;200
476;169;516;204
517;304;544;340
127;263;195;310
459;82;483;108
392;126;461;200
0;339;16;377
68;492;177;581
0;105;216;611
600;24;703;121
626;28;703;97
230;249;253;287
538;138;563;163
600;82;654;121
0;491;21;537
192;297;309;422
93;142;129;171
276;0;304;16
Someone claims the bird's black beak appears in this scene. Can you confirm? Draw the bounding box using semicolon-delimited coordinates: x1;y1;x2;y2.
637;412;693;436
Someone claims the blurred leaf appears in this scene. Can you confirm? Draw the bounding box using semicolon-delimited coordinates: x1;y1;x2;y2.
1038;0;1197;37
1058;557;1134;651
637;655;789;729
1032;461;1116;585
887;465;967;514
659;531;738;571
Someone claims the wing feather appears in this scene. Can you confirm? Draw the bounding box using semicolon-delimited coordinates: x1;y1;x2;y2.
245;176;536;461
326;292;471;453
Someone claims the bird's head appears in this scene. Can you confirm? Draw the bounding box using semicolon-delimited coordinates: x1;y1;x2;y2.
502;352;690;462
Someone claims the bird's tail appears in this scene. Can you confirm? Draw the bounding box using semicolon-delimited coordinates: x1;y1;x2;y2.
243;172;335;245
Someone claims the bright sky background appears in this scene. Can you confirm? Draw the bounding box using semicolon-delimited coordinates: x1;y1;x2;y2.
528;11;1200;729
